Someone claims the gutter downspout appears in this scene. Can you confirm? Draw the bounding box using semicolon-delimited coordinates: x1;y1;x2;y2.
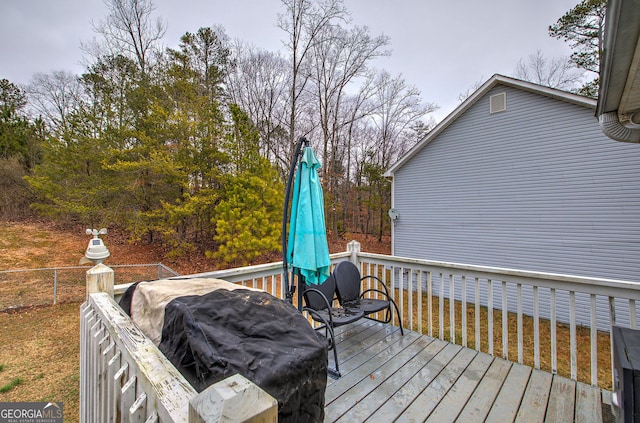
598;112;640;143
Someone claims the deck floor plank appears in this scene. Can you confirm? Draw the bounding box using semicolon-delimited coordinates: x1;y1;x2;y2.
456;357;513;422
395;347;478;423
366;343;464;422
368;344;473;422
325;332;422;403
322;324;605;423
485;362;533;423
328;323;403;375
545;375;576;423
424;352;494;422
335;338;450;422
575;381;602;423
324;335;433;421
514;369;553;423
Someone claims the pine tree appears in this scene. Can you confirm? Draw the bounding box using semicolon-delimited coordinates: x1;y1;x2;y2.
211;105;284;266
549;0;607;97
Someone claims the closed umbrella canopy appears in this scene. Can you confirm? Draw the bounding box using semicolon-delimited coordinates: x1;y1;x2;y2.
286;146;330;285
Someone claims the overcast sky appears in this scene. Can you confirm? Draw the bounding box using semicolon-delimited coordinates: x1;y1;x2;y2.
1;0;581;122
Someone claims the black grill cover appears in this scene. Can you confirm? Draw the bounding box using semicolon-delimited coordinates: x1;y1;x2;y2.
158;289;328;422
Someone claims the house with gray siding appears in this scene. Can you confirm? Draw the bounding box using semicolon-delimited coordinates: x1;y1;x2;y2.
384;74;640;329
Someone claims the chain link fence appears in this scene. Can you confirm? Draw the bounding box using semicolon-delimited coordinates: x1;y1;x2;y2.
0;263;179;310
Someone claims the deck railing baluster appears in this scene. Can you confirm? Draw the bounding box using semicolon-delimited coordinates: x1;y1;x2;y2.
439;273;445;340
609;296;617;390
502;281;508;360
418;270;423;334
590;294;598;386
549;288;558;374
550;288;557;374
408;269;414;331
570;291;577;380
517;284;523;364
488;279;494;356
461;275;467;347
475;277;481;352
428;271;433;338
534;286;540;369
449;274;455;343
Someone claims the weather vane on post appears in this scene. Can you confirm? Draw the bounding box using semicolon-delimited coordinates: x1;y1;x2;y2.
82;228;114;299
82;228;110;265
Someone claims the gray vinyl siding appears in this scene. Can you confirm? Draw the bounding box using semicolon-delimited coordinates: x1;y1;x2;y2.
391;85;640;330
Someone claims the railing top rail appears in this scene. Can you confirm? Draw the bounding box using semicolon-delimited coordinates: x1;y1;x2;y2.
0;263;175;274
358;251;640;298
87;292;197;421
172;252;351;280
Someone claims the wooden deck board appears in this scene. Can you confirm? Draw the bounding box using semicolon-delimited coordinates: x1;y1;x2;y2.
514;369;553;423
575;381;602;423
366;343;463;422
395;347;478;423
334;339;449;422
545;376;576;423
425;352;494;422
456;357;513;422
325;336;433;421
485;362;532;423
325;332;422;403
324;321;605;423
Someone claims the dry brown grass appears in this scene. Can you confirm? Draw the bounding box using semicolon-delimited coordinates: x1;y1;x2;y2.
394;292;612;390
0;302;80;423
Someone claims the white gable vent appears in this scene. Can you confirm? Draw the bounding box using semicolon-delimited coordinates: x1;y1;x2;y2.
490;92;506;114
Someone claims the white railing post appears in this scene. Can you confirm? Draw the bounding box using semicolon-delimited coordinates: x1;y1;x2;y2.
347;240;361;267
189;374;277;423
86;263;114;299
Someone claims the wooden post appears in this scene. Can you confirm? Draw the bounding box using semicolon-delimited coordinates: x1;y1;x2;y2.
86;263;114;299
347;240;361;268
189;374;277;423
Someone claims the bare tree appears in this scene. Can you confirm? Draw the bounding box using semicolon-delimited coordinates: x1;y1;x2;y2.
361;71;437;239
370;71;437;169
277;0;348;155
85;0;166;74
26;71;84;135
310;23;390;180
514;50;584;91
226;42;291;170
457;77;485;103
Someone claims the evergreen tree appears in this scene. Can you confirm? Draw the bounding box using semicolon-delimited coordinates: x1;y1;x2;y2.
211;105;284;266
0;78;44;218
0;79;42;170
549;0;607;97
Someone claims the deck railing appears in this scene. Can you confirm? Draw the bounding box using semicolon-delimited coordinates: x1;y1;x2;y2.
351;245;640;390
81;265;277;423
136;241;639;390
84;240;640;420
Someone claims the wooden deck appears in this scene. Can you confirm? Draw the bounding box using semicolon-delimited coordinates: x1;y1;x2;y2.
325;319;613;423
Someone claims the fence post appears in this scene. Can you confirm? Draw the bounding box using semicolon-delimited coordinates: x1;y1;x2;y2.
86;264;114;299
188;374;277;423
53;268;57;305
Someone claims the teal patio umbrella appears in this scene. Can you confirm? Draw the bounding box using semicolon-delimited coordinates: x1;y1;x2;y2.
283;138;331;305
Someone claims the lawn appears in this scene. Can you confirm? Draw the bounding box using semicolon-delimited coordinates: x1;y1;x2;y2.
0;302;80;423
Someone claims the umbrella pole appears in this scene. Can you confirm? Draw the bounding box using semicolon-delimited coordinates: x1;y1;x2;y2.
282;137;309;304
